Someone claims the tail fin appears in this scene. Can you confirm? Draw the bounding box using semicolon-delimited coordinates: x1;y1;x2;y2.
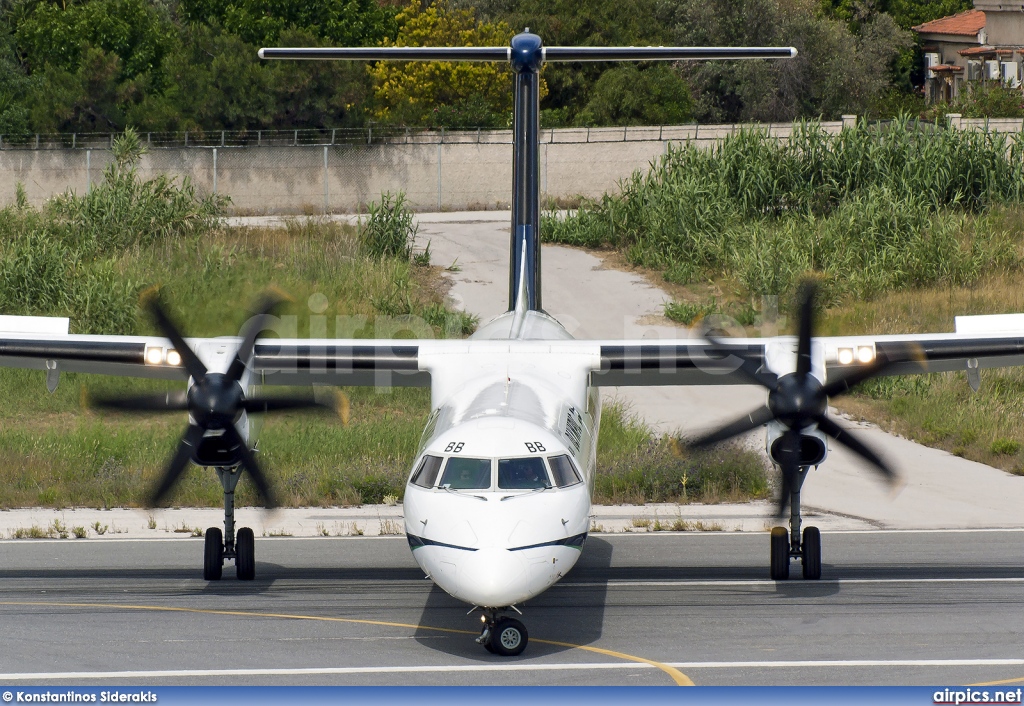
261;35;797;313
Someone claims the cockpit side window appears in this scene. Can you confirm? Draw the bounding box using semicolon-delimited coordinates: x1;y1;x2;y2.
548;454;583;488
439;457;492;489
410;454;443;488
498;457;551;490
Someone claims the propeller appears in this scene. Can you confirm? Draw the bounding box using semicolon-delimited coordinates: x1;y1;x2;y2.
91;291;337;508
688;282;899;516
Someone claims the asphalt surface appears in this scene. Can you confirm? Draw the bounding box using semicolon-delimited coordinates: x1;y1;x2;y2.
2;532;1023;686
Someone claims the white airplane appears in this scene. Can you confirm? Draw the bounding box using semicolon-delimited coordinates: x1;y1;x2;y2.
3;32;1024;657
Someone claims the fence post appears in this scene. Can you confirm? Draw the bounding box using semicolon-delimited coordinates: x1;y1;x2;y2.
185;131;189;147
437;142;442;210
147;132;151;146
331;128;336;145
945;113;963;130
542;143;548;196
368;126;372;145
841;114;857;130
257;130;261;147
221;130;225;147
86;149;91;194
212;148;217;194
72;133;76;149
294;129;298;146
323;145;329;214
35;134;40;149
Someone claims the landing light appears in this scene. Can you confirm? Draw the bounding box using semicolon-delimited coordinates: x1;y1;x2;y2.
857;346;875;364
166;350;182;366
145;347;164;365
837;348;854;365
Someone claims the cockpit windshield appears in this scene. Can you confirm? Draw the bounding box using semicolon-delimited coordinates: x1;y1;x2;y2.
497;457;551;490
439;457;491;489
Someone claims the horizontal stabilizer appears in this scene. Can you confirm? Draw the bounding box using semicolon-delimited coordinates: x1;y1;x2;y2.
259;46;797;62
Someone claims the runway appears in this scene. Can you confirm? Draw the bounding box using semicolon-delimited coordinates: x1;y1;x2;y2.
2;531;1024;686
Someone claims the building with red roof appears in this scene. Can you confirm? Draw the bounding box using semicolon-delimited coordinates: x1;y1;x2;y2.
913;4;1022;103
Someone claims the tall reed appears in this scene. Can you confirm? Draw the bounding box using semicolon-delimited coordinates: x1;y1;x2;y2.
544;118;1024;302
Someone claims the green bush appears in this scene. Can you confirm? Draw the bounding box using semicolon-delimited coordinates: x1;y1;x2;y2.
0;129;227;334
360;191;416;260
352;474;402;505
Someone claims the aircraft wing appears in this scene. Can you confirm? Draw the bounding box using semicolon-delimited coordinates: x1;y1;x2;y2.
590;325;1024;386
3;314;1024;391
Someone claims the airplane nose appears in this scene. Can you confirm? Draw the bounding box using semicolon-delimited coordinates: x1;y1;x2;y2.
458;548;531;607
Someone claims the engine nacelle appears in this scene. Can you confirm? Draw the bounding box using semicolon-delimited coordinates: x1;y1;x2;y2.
765;421;828;467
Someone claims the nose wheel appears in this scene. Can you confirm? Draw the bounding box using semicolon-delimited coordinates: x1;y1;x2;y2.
476;610;528;656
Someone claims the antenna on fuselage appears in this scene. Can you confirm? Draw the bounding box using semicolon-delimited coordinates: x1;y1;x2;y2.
259;37;797;313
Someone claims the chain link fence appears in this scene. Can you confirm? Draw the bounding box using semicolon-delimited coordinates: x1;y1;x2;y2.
3;116;1021;213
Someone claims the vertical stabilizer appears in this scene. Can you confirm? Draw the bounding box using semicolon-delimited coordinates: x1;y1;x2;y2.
508;32;544;313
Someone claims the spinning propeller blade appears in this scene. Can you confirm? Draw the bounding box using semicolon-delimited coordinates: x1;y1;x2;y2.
93;291;337;508
688;282;899;515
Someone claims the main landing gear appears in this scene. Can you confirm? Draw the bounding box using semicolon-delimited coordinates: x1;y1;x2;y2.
769;465;822;581
203;466;256;581
475;608;528;656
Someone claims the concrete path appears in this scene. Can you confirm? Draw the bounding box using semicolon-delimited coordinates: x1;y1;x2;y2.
416;213;1024;530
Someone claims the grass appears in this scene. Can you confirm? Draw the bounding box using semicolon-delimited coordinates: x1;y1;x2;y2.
0;130;769;509
798;271;1024;475
0;161;469;508
594;403;770;505
546;119;1024;307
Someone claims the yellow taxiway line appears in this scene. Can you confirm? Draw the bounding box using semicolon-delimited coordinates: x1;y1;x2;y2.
0;600;693;686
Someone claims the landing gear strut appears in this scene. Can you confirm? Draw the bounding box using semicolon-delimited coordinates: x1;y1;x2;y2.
769;465;821;581
475;609;528;656
203;465;256;581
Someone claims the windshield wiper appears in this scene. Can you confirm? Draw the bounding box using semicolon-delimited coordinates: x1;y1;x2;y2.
441;484;488;501
500;485;553;501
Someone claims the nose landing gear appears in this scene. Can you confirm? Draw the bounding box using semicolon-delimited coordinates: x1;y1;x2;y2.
769;467;822;581
202;465;257;581
475;609;528;656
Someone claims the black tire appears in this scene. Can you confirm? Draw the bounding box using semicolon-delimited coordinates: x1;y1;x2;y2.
489;617;528;656
802;526;822;580
236;527;255;581
483;639;495;654
203;527;223;581
770;526;790;581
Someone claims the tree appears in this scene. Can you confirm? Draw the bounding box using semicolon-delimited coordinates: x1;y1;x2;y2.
494;0;675;125
575;65;692;126
14;0;173;79
0;28;30;133
369;1;518;128
819;0;972;30
177;0;397;48
669;0;913;122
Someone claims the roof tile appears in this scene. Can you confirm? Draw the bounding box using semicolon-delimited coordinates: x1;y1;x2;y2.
913;9;985;36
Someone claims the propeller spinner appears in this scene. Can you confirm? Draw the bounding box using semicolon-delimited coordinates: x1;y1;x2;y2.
92;291;335;508
689;282;900;515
